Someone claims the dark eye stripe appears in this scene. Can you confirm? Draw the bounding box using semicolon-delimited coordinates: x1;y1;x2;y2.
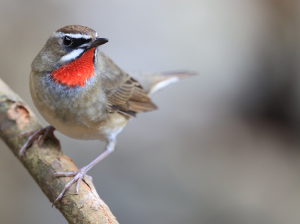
63;37;92;51
71;38;92;48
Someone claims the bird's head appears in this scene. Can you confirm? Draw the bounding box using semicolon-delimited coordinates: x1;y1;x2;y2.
31;25;108;73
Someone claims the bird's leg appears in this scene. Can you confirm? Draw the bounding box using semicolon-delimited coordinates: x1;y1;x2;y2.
19;125;59;159
52;138;116;205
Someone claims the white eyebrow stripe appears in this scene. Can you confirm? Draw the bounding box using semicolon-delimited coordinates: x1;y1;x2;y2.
60;49;85;62
53;32;94;39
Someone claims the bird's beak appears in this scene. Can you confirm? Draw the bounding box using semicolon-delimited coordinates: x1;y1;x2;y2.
79;38;109;50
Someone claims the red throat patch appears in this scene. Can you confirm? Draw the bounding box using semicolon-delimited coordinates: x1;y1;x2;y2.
51;48;95;87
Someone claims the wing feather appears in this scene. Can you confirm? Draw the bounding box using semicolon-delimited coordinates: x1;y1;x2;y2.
100;53;157;116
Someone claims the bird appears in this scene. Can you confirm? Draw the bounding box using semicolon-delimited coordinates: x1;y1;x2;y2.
19;25;195;204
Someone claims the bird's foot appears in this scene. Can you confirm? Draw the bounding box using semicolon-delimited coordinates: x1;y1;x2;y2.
19;125;59;159
53;167;92;205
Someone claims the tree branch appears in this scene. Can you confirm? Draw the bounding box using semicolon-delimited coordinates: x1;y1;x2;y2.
0;78;119;224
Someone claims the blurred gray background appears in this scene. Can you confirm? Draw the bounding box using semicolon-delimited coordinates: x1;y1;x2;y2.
1;0;300;223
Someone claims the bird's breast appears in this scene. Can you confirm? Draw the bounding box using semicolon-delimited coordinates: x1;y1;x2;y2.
30;65;109;140
50;48;95;87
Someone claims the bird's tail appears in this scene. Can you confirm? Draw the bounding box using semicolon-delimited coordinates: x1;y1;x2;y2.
128;71;196;95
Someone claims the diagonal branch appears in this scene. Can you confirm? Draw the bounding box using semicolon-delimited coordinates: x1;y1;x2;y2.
0;78;119;224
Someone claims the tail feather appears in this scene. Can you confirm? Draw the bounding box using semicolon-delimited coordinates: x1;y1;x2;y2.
129;71;196;95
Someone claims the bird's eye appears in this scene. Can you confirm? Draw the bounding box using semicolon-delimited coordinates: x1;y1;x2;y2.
63;36;72;46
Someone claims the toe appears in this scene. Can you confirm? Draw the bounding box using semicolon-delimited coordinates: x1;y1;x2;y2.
19;146;28;159
19;130;36;137
52;173;85;205
53;171;77;177
52;167;90;204
18;126;58;159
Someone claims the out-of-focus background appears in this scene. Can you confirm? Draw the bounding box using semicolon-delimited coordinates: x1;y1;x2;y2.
1;0;300;223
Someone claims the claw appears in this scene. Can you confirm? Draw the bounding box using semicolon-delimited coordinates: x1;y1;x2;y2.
53;171;77;177
76;179;81;194
19;126;59;159
52;167;90;206
52;139;115;205
19;130;37;137
37;134;43;146
53;175;79;206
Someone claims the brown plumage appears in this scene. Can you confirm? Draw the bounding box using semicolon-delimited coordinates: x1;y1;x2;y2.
20;25;195;205
101;54;157;116
56;25;98;39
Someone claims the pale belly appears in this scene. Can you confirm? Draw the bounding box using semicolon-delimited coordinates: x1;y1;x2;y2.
41;109;129;141
30;72;130;141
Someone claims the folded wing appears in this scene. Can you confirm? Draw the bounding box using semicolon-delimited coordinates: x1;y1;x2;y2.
100;54;157;117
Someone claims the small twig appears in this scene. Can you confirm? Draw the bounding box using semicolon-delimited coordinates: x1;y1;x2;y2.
0;78;119;224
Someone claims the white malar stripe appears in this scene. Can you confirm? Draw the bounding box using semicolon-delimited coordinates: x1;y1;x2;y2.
61;49;84;62
53;32;93;40
149;77;180;95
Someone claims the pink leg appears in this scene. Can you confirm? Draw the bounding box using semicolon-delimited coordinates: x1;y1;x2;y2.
19;126;59;159
52;138;116;205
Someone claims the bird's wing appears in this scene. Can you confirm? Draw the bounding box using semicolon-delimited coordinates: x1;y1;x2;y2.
100;54;157;117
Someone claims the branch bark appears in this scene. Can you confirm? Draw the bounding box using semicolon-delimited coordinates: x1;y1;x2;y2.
0;78;119;224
